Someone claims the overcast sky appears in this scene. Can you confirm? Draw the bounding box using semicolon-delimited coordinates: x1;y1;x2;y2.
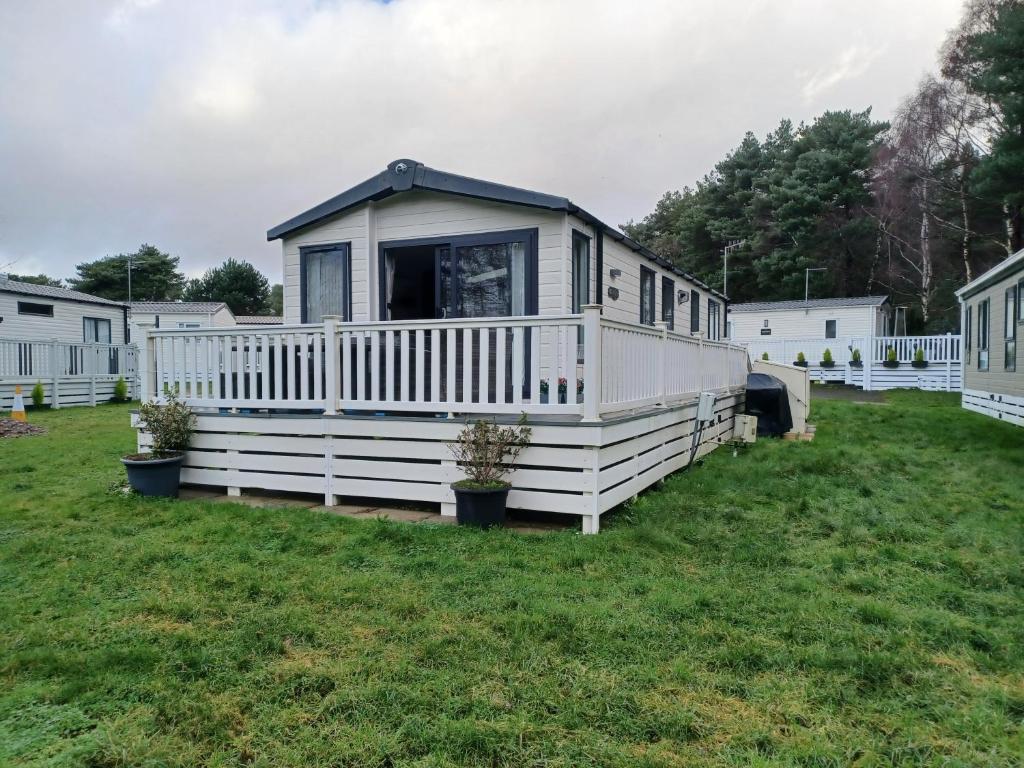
0;0;965;283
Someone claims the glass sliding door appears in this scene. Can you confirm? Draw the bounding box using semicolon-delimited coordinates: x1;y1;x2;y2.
454;241;526;318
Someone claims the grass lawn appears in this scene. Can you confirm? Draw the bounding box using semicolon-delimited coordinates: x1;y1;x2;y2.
1;392;1022;766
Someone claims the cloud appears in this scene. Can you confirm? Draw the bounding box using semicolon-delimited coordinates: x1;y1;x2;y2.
801;45;885;102
0;0;965;282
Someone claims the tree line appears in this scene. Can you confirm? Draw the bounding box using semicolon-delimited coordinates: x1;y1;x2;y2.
10;244;283;317
623;0;1023;332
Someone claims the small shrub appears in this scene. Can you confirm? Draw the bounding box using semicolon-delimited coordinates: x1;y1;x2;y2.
822;348;834;364
112;376;129;402
450;415;532;489
851;348;862;363
31;381;45;409
135;390;196;457
796;352;807;364
886;347;897;363
761;352;769;361
914;347;925;363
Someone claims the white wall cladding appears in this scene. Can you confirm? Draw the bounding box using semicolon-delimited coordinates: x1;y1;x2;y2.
0;293;125;344
962;388;1024;427
136;389;744;532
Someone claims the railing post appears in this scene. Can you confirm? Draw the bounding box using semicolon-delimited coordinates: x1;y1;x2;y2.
49;339;61;409
582;304;603;422
864;325;875;392
322;316;340;415
654;320;668;406
138;325;154;403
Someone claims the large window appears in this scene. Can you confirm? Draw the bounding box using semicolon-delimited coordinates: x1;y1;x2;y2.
825;319;837;339
661;277;675;330
571;232;590;343
640;266;656;325
17;301;53;317
690;290;699;333
1006;286;1017;372
978;298;989;371
708;299;722;340
964;305;972;356
83;317;111;344
301;243;351;323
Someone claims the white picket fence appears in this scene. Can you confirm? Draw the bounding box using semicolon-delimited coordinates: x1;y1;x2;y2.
0;337;137;408
141;307;750;419
741;334;962;391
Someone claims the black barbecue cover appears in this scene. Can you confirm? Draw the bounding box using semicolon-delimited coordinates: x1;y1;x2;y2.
744;372;793;437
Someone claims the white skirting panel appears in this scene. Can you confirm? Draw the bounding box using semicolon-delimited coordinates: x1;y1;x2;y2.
135;388;745;532
962;388;1024;427
1;375;133;409
846;363;962;392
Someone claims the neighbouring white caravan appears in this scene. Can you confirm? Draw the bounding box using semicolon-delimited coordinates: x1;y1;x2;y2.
957;247;1023;426
729;296;891;344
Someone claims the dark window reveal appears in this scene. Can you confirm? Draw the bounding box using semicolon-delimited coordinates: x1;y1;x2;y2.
977;298;989;371
661;277;674;330
17;301;53;317
825;319;837;339
1006;286;1017;372
690;290;699;333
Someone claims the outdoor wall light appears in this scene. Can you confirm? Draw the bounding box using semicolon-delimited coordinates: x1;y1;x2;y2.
607;286;620;301
609;268;622;280
677;290;689;305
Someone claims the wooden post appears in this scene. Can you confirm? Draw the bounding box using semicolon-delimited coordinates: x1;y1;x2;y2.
654;320;668;406
582;305;603;422
322;316;339;415
441;458;457;517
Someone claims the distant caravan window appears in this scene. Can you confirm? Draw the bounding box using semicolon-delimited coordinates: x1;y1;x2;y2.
18;301;53;317
708;299;721;340
83;317;111;344
661;277;674;330
690;290;699;333
639;267;656;325
825;319;837;339
977;299;989;371
1006;286;1017;372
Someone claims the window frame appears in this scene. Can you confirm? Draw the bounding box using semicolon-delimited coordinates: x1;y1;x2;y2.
1006;286;1017;372
83;316;112;344
661;277;675;331
639;266;656;326
690;290;700;333
825;319;837;339
707;298;721;340
300;241;353;324
17;301;53;317
977;298;989;371
964;304;972;354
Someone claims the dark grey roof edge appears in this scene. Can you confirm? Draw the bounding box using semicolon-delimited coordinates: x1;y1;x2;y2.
267;159;726;300
0;278;127;308
730;295;890;311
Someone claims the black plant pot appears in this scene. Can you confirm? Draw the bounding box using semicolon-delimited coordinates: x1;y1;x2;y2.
452;483;510;529
882;360;900;368
849;361;863;368
819;361;835;368
911;360;928;369
793;361;809;368
122;453;185;498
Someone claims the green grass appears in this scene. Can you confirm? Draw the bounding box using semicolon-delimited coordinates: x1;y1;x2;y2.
1;392;1022;766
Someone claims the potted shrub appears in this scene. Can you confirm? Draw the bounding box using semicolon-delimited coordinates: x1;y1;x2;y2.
882;347;899;368
793;352;808;368
122;390;196;497
539;379;550;404
819;348;835;368
576;378;584;404
850;348;863;368
911;348;928;368
557;377;569;404
761;352;769;361
450;416;532;529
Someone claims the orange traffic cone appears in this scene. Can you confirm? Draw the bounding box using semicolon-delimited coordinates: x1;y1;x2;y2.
11;385;27;422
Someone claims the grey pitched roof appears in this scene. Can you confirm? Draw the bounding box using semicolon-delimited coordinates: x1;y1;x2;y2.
267;158;726;300
236;315;283;325
0;276;126;307
729;296;889;312
130;301;228;314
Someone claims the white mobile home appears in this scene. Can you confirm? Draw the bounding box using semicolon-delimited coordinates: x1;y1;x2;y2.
729;296;891;345
137;160;748;532
0;276;135;407
957;248;1023;426
129;301;235;335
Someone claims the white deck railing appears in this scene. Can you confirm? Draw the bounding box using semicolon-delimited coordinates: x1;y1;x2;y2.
0;337;137;379
742;333;961;365
141;306;749;419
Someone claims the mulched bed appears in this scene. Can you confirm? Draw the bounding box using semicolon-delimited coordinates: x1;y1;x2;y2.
0;419;47;438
